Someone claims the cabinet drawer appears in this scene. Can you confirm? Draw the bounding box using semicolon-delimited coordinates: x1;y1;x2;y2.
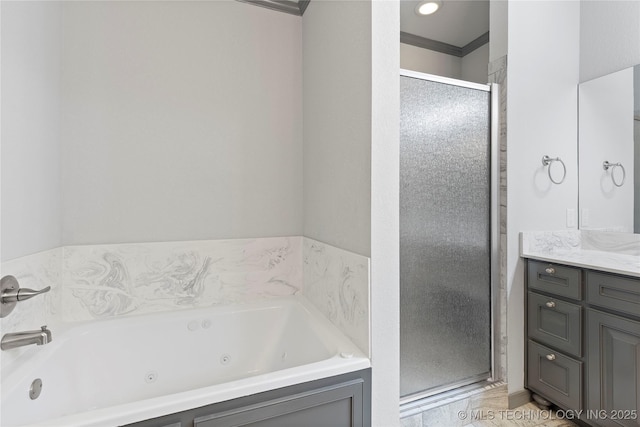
527;340;582;410
528;292;582;357
528;261;582;300
586;271;640;318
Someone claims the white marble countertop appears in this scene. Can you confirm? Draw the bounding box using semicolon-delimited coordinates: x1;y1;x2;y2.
520;230;640;278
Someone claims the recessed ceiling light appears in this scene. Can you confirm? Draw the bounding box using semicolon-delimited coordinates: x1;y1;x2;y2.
415;0;442;15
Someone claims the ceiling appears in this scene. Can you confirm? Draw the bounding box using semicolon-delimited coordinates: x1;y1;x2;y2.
400;0;490;48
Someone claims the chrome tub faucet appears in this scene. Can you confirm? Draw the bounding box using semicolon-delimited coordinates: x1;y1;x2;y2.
1;275;52;318
1;326;52;350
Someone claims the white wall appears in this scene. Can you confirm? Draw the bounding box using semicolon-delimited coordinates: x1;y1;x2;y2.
302;0;371;257
506;0;580;395
1;2;63;261
60;1;303;245
579;68;634;232
400;42;489;85
580;0;640;83
372;0;400;424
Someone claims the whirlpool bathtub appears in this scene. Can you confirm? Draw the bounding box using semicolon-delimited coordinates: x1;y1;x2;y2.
1;296;369;426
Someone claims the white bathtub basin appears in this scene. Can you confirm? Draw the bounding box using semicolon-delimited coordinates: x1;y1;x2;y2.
0;296;369;427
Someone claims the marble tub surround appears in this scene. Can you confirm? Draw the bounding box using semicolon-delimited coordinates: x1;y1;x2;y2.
303;238;370;356
62;237;303;322
1;236;371;358
520;230;640;277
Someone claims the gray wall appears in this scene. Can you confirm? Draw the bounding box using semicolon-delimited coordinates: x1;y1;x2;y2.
580;0;640;82
60;1;303;245
3;1;303;257
1;2;63;261
302;0;372;257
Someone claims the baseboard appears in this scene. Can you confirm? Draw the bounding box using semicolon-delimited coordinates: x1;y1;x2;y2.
508;389;531;409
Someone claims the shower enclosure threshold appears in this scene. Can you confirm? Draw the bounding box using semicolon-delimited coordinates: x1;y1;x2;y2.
400;374;493;413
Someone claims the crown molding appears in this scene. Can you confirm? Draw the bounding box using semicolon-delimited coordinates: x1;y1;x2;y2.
401;31;489;58
400;31;461;57
237;0;310;16
461;32;490;57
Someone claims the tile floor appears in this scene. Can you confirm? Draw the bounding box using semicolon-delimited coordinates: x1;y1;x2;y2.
401;383;579;427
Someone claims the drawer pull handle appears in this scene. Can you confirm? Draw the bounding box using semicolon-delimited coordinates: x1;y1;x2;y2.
545;267;555;275
545;301;556;308
546;354;556;361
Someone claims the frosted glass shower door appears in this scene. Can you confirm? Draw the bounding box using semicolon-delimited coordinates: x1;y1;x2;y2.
400;74;492;399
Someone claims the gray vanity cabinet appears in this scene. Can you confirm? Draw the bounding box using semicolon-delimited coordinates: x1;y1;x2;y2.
526;260;584;410
586;271;640;427
587;309;640;427
525;260;640;426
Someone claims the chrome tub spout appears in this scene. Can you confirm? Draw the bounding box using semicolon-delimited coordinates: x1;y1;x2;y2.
1;326;52;350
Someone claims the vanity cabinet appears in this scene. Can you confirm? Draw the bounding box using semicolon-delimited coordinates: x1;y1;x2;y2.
526;260;584;410
525;260;640;426
587;309;640;427
586;271;640;427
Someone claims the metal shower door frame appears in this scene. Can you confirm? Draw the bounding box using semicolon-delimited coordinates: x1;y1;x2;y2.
398;68;501;404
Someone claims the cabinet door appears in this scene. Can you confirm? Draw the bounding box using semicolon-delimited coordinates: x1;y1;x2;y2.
588;309;640;427
194;379;364;427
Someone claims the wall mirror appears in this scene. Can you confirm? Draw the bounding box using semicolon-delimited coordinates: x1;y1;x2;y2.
578;64;639;233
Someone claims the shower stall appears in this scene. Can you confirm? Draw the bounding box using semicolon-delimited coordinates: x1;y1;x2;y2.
399;70;498;402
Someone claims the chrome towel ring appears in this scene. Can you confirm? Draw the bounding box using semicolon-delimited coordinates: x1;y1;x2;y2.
542;155;566;185
603;161;625;187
